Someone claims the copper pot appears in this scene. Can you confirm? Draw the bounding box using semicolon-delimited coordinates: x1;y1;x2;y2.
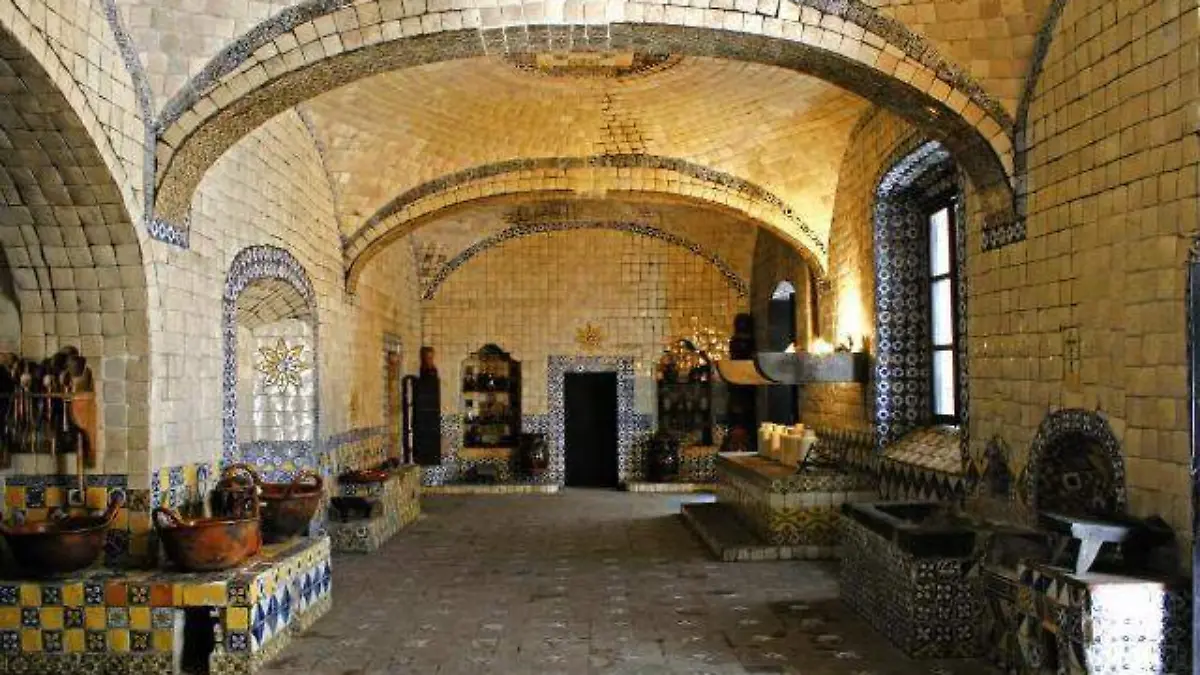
339;468;389;485
154;507;261;572
210;464;259;520
223;464;323;543
0;493;124;576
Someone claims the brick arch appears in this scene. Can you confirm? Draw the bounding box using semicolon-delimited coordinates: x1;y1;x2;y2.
345;188;817;294
151;3;1019;245
344;155;825;288
423;221;750;300
0;25;151;464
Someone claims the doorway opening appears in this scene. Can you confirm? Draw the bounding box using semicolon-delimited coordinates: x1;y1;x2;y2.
564;372;619;488
766;281;798;424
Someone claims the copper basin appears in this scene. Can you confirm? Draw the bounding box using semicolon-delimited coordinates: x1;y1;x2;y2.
223;464;323;543
154;508;261;572
0;494;124;577
339;468;389;484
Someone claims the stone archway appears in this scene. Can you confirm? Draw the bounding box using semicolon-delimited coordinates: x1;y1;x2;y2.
0;24;151;477
222;245;320;472
150;7;1019;244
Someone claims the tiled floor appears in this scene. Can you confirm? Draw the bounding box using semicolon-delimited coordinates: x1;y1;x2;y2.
264;490;996;674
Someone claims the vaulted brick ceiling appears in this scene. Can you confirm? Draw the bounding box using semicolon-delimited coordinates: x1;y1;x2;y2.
299;55;869;258
408;196;764;296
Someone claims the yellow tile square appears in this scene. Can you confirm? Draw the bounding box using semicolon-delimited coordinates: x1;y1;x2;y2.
108;629;130;653
5;487;24;508
84;607;106;630
113;510;129;530
0;607;19;629
129;512;151;535
19;585;40;607
64;629;85;653
129;607;151;631
20;629;41;651
151;629;173;653
62;583;83;607
44;488;64;508
39;607;63;630
225;607;249;631
85;487;107;510
181;583;226;607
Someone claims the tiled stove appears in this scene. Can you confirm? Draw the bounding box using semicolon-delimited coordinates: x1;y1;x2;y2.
1012;562;1190;674
328;465;421;553
715;453;876;556
0;536;332;675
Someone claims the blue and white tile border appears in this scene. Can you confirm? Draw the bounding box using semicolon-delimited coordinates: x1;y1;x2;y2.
547;355;638;484
222;245;320;465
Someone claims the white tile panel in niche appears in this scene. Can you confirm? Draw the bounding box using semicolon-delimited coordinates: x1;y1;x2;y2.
547;356;637;485
223;245;319;465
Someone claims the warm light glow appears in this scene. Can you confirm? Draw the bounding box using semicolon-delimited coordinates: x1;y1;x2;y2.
809;338;834;355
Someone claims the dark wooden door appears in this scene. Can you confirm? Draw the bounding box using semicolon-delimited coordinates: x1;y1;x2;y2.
564;373;618;487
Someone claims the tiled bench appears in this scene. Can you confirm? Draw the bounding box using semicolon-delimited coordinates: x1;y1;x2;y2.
328;465;421;553
715;453;876;557
0;536;332;674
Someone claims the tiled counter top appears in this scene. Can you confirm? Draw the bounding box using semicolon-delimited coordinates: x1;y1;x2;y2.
0;535;332;674
328;465;420;553
714;453;876;555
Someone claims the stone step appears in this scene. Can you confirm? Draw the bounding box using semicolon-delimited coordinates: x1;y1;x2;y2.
681;502;822;562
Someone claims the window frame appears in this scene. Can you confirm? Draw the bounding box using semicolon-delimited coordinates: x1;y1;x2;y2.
927;199;960;425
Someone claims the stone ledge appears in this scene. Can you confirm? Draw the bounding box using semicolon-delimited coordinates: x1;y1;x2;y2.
623;482;716;493
681;502;836;562
421;484;561;495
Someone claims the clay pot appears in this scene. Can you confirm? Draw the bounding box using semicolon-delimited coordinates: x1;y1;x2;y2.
258;471;323;542
0;493;124;576
219;464;323;543
154;507;261;572
210;464;259;520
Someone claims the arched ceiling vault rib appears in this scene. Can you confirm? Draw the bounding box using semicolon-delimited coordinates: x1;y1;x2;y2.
422;221;750;300
148;7;1019;245
345;154;826;261
344;188;827;295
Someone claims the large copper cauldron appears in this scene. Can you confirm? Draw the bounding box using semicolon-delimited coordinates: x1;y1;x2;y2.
0;493;124;576
154;507;262;572
218;464;323;543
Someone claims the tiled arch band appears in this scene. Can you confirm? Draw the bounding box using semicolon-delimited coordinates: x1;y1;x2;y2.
221;245;321;465
151;21;1018;244
422;221;749;300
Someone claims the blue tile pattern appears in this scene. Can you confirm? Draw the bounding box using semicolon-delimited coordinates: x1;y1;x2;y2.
222;245;320;465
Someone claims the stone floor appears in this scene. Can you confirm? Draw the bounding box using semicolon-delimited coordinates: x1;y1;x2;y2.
263;490;997;674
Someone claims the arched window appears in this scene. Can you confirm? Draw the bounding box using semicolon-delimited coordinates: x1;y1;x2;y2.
873;140;967;446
